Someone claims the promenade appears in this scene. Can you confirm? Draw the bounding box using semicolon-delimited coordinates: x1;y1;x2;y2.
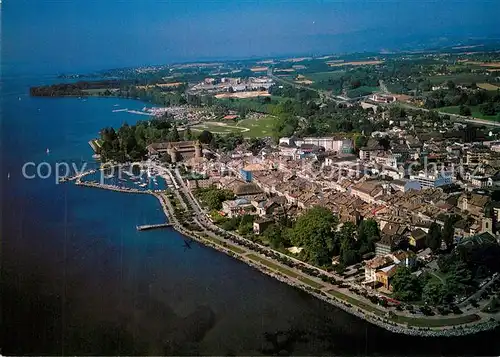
72;166;500;337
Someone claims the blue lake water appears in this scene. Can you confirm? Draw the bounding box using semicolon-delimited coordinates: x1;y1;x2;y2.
2;74;500;355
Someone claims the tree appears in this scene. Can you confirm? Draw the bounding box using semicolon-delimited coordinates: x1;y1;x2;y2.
238;214;255;235
445;80;456;90
265;225;284;249
422;280;445;305
378;137;391;151
426;222;442;252
391;267;422;302
198;130;214;144
354;135;368;150
442;216;456;248
445;261;473;298
339;222;358;265
290;206;338;266
480;102;497;116
198;187;234;210
167;125;180;142
357;219;379;256
459;105;472;116
184;127;193;141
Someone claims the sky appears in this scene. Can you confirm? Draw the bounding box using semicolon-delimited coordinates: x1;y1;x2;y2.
2;0;500;74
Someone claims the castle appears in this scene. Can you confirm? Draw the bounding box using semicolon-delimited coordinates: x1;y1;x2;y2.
147;140;203;162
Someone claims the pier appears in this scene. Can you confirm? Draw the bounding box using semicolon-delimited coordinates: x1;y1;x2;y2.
59;169;97;183
136;223;172;231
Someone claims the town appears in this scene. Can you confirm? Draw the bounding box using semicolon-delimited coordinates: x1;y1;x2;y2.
40;47;500;336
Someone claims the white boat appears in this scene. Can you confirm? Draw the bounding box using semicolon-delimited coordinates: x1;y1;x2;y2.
7;172;10;180
46;148;50;155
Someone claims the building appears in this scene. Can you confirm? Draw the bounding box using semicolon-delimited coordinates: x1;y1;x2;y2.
409;171;453;189
359;146;385;160
376;265;398;289
280;137;353;153
350;181;384;204
467;148;491;166
252;196;287;217
375;235;396;256
221;198;254;218
365;250;416;289
458;193;490;218
391;179;422;193
253;217;274;235
146;140;202;163
369;94;397;104
409;228;427;250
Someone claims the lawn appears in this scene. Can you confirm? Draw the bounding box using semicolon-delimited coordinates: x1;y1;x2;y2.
326;289;481;328
439;106;499;121
246;253;299;278
190;115;277;138
326;289;386;316
298;276;325;289
190;122;249;135
246;254;325;289
202;235;246;254
390;313;480;327
237;115;277;138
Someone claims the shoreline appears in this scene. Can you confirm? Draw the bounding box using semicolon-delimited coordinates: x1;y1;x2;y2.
73;176;499;337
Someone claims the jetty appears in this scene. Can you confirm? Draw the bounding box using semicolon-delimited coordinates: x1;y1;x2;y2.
136;223;172;231
59;169;97;183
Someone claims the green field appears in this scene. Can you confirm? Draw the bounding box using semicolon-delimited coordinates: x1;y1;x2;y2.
216;96;287;114
191;115;277;138
347;86;379;98
307;71;345;91
439;106;499;121
191;122;248;134
428;73;490;85
306;70;345;83
390;313;480;327
237;115;277;137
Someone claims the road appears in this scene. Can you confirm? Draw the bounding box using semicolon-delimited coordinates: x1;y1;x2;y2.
398;102;500;127
159;165;500;330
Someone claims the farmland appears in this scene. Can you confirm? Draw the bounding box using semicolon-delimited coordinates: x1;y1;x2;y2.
215;91;270;99
428;73;491;85
327;60;384;67
477;83;500;91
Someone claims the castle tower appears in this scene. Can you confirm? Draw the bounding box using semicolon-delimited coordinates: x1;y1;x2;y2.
167;144;177;163
195;141;202;159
